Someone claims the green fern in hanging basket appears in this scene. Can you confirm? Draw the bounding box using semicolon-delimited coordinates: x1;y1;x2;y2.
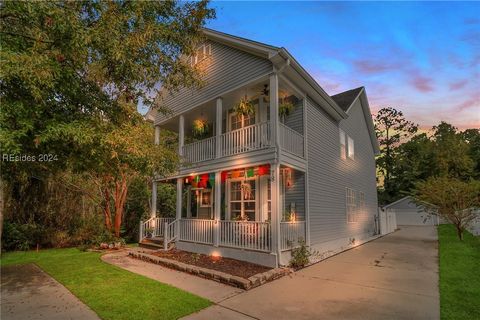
279;101;295;118
233;96;255;117
192;119;210;139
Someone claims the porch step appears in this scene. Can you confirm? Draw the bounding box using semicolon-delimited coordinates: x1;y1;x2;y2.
139;238;174;250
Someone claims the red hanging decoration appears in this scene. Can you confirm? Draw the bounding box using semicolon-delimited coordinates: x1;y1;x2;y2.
258;164;270;176
221;171;228;182
201;174;209;181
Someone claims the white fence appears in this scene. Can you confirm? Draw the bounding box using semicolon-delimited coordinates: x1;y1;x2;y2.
179;219;214;245
280;123;304;158
280;221;306;250
221;122;271;157
182;136;216;163
379;208;397;235
219;221;271;252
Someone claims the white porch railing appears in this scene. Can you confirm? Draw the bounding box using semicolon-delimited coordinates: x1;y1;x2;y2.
139;217;175;241
182;136;216;163
179;219;214;245
163;219;179;250
280;123;304;158
221;122;271;157
219;221;271;252
280;221;306;251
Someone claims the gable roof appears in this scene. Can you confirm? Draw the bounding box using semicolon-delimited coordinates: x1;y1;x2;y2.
331;87;364;112
201;28;380;154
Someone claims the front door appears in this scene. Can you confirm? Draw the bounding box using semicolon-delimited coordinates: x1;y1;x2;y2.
227;177;258;221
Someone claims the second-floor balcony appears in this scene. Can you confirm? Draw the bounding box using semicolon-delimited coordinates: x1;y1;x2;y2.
182;121;304;164
156;75;306;167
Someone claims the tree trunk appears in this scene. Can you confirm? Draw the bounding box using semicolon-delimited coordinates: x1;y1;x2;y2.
103;187;112;231
456;225;464;241
113;176;128;238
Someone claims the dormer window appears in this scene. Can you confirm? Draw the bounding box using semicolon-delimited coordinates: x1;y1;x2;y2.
190;43;212;66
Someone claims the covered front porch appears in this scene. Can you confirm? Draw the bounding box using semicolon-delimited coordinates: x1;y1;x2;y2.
141;164;307;267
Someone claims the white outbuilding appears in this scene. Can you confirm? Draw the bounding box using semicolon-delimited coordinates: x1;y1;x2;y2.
383;196;439;226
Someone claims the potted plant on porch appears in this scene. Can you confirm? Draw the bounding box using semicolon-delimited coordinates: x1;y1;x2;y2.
233;95;255;117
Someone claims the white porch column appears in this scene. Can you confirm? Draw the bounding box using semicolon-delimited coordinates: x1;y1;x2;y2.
179;114;185;156
151;181;157;218
154;125;160;145
215;98;223;158
176;178;183;238
213;171;222;246
270;162;281;266
269;73;280;150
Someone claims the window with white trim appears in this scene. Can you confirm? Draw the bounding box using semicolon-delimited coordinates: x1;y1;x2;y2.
358;191;365;212
347;136;355;159
190;43;212;66
340;129;346;159
346;187;357;223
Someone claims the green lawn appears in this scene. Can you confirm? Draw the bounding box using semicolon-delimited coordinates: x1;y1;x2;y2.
1;248;211;320
438;225;480;320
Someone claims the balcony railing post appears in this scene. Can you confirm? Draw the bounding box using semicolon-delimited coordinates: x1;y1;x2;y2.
216;98;222;158
214;171;221;246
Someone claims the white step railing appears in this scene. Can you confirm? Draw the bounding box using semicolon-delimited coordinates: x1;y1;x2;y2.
280;123;304;158
182;136;216;163
139;217;175;241
280;221;306;251
179;219;214;245
219;221;271;252
163;219;179;250
221;122;271;157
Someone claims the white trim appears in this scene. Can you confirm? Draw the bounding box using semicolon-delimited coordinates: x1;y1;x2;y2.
303;95;311;246
382;196;414;210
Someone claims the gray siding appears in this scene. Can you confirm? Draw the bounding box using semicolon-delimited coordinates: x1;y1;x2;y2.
156;40;273;124
283;101;304;134
387;197;419;210
284;170;305;220
306;97;378;245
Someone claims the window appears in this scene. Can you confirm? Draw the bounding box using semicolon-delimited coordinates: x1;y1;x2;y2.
346;187;357;223
200;189;212;207
347;136;355;159
229;178;257;221
359;191;365;212
190;43;212;66
340;129;346;159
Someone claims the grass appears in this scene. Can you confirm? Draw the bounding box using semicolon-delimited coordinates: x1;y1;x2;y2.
438;225;480;320
1;248;211;320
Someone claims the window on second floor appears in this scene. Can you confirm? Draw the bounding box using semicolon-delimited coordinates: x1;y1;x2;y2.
347;136;355;159
340;129;346;160
190;43;212;66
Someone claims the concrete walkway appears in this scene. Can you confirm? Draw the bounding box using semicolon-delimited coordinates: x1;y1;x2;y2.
184;226;440;320
102;248;243;303
1;264;99;320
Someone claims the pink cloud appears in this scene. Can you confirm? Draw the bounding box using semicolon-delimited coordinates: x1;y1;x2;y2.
449;80;468;90
456;94;480;112
411;75;434;92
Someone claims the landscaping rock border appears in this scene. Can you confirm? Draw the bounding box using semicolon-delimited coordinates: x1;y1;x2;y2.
128;250;292;290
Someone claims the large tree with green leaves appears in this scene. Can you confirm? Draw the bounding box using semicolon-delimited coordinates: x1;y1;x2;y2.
1;1;214;239
374;107;418;203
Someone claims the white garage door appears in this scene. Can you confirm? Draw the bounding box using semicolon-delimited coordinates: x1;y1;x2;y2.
395;209;438;226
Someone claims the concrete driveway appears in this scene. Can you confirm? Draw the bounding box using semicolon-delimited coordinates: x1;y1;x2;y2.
1;264;99;320
184;226;440;320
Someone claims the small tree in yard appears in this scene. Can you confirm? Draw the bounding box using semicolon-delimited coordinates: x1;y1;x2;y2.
415;177;480;240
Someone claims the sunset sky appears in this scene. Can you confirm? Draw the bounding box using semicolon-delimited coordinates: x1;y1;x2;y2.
206;1;480;130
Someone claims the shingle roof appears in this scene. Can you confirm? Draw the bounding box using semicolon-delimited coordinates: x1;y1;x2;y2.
330;87;364;112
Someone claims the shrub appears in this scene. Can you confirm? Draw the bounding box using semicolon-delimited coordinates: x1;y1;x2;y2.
289;239;312;269
1;222;46;251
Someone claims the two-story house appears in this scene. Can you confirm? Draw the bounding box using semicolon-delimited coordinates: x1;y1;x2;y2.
140;29;380;268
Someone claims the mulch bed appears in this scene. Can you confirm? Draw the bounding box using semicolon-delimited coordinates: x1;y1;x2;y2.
152;249;271;279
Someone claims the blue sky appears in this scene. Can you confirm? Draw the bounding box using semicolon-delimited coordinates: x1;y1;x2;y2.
206;1;480;129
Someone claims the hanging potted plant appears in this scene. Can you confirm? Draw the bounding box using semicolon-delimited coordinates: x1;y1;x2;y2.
233;95;255;117
279;98;295;122
192;119;210;139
